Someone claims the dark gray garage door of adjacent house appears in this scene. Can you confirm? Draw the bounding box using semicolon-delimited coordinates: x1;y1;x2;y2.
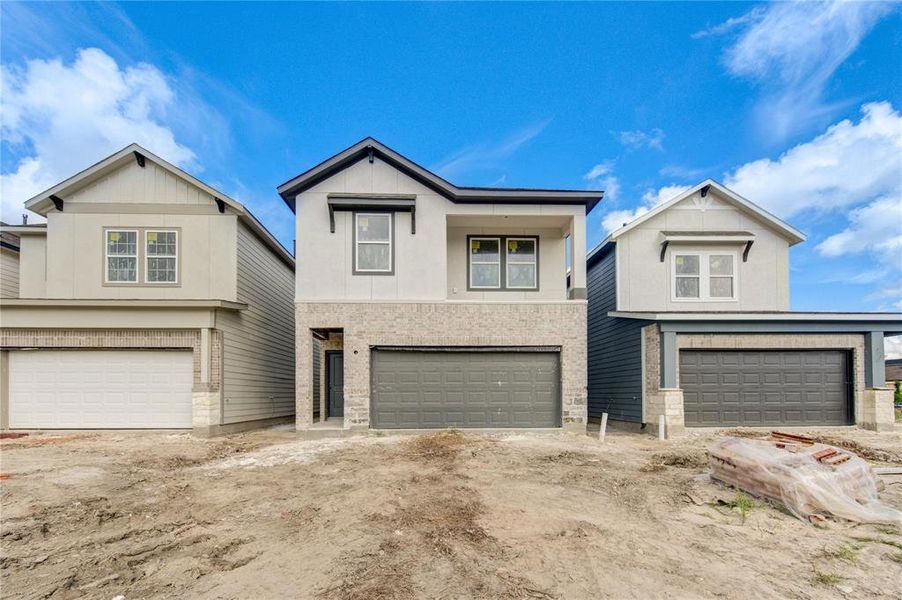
680;350;852;427
371;349;561;429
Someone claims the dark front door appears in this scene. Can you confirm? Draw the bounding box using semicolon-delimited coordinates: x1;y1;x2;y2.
327;351;344;418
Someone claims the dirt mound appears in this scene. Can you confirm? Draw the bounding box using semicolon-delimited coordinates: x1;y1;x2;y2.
812;435;902;464
646;450;708;470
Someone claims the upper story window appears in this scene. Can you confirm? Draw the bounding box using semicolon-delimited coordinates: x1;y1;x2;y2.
104;228;180;285
354;213;393;274
105;230;138;283
469;235;539;291
672;252;736;301
146;230;178;283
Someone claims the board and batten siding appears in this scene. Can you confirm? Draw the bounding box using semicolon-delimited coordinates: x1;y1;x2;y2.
587;244;649;422
217;222;295;424
1;246;19;298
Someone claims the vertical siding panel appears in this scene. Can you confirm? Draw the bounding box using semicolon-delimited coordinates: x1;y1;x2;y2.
218;223;295;423
587;245;649;422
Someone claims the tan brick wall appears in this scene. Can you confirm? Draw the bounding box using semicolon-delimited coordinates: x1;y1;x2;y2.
296;302;587;430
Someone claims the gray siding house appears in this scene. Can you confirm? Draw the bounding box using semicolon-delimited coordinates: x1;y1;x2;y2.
587;180;901;435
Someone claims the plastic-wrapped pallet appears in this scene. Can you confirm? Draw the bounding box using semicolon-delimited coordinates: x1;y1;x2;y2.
708;437;902;525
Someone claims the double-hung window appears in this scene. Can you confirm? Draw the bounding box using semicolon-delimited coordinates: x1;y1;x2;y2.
672;252;736;301
354;213;392;273
105;230;138;283
505;238;537;289
145;230;178;283
469;235;539;291
469;237;501;288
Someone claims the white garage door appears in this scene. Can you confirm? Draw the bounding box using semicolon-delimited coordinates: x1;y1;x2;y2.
9;350;194;429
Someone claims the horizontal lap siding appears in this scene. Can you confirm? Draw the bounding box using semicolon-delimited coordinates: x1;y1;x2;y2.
587;247;648;422
1;247;19;298
218;223;295;423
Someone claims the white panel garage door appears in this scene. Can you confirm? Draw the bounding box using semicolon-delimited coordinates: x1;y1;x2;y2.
9;350;194;429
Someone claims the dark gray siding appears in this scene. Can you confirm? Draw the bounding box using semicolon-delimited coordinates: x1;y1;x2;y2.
587;245;649;422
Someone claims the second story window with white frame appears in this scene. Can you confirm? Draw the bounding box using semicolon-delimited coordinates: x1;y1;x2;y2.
505;238;537;289
469;237;501;289
145;230;178;283
354;213;393;274
105;229;138;283
672;251;737;301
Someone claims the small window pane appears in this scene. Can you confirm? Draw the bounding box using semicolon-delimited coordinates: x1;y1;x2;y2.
147;231;177;256
710;277;733;298
471;264;500;288
676;277;699;298
357;215;390;242
507;239;536;262
357;243;390;271
147;257;177;282
508;264;536;288
470;239;499;262
107;257;136;282
107;231;136;255
710;255;733;276
675;255;699;275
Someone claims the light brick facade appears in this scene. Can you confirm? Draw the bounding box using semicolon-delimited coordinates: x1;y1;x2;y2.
296;302;587;431
640;325;894;435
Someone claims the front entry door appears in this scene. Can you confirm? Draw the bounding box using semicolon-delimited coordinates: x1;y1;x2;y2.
327;352;344;418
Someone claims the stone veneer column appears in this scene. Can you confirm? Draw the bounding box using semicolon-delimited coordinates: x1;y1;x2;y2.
859;388;895;432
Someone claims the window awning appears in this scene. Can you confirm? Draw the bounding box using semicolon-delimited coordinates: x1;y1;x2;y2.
659;230;756;262
326;194;416;234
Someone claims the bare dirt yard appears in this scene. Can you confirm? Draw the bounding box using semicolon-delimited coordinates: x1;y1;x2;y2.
2;426;901;599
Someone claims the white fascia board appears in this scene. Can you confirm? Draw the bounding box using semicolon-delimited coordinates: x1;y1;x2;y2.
608;311;902;322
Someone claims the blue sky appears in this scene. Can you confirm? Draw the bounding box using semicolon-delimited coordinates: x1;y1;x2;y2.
2;2;901;319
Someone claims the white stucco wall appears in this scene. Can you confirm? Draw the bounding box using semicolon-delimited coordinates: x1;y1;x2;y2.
615;189;792;312
294;157;584;302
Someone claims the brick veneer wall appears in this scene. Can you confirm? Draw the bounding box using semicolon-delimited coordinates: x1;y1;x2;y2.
295;302;588;431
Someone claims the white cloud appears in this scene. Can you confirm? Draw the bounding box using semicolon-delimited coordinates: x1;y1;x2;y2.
723;102;902;218
599;183;690;235
1;48;196;223
817;196;902;263
641;184;692;207
584;160;614;181
886;335;902;360
702;1;895;140
617;128;665;151
433;119;551;179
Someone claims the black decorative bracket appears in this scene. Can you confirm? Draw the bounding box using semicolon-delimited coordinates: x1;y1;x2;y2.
700;184;710;198
50;195;64;211
214;198;225;214
742;240;754;262
133;151;146;168
659;240;669;262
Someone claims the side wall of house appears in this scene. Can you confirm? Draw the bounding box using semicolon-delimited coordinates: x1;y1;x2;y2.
587;246;648;422
18;236;47;298
217;222;295;424
1;246;19;298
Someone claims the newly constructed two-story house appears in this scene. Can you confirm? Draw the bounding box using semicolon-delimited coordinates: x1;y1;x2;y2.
587;180;900;436
0;145;295;436
278;138;601;432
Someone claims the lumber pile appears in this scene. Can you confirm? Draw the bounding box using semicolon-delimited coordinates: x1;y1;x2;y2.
708;432;902;525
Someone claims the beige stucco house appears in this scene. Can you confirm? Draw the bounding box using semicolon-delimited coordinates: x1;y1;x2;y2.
278;138;602;432
0;144;295;436
587;180;901;436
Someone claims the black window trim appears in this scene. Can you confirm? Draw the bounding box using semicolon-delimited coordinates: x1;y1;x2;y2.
466;234;540;292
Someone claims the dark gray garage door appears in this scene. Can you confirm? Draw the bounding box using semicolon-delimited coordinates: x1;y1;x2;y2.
680;350;851;427
371;349;560;429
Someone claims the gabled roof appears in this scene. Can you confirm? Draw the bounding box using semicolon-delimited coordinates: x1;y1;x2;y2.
276;137;604;214
23;144;294;268
586;179;807;266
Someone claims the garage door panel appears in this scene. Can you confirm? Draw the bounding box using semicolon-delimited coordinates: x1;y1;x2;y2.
372;350;560;429
681;350;850;427
10;350;193;429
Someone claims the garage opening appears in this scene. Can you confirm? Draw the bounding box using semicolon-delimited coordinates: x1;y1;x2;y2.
680;349;852;427
8;349;194;429
371;347;561;429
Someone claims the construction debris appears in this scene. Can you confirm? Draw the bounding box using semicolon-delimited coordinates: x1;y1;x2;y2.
709;434;902;525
